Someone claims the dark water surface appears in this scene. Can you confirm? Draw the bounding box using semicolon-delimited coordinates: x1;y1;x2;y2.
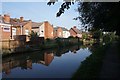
2;45;92;78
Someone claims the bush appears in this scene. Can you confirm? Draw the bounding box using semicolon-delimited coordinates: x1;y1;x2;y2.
30;31;39;41
68;36;75;39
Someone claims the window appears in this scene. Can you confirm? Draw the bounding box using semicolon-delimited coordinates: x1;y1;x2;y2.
12;28;16;36
3;26;10;32
25;29;29;35
51;32;53;35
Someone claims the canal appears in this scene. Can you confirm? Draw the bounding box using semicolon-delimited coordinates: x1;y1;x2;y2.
1;45;92;78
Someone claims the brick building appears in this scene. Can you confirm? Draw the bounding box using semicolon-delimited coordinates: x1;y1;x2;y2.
53;27;63;38
69;26;82;38
61;27;70;38
32;21;54;39
0;14;12;40
0;14;32;41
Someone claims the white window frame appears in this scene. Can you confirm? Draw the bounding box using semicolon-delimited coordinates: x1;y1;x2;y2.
25;29;29;35
3;26;10;32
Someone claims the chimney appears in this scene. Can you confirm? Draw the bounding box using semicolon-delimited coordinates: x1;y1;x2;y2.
44;21;48;23
20;16;24;22
73;26;76;28
3;14;10;23
44;21;49;26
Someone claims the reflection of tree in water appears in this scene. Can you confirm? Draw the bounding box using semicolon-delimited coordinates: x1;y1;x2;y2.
2;44;84;75
55;45;81;56
69;45;80;53
20;59;32;70
55;47;69;57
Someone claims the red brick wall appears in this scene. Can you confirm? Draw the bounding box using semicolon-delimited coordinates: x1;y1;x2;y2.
3;14;10;23
44;21;54;39
16;27;21;35
54;27;63;38
69;28;77;37
44;53;54;66
1;15;11;40
1;26;11;40
23;21;32;35
57;27;63;38
53;30;57;38
12;21;31;36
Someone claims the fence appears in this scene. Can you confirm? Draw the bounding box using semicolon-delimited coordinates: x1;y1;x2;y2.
1;39;25;49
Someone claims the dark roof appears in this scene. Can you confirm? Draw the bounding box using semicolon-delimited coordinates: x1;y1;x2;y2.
32;22;43;28
71;27;82;34
53;27;59;31
10;18;28;26
54;27;69;31
61;27;68;31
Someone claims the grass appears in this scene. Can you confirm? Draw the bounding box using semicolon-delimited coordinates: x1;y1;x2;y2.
72;42;110;80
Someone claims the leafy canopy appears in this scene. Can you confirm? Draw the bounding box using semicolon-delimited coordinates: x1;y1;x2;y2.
47;1;120;36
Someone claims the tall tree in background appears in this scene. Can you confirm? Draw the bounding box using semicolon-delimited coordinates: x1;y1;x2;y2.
47;1;120;36
77;2;120;36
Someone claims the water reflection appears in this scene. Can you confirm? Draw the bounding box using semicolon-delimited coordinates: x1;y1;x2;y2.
2;45;92;78
2;51;55;74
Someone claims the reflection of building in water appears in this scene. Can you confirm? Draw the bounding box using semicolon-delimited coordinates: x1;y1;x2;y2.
2;51;54;75
20;59;32;70
38;52;54;66
2;60;20;75
27;60;32;69
2;59;32;74
2;45;81;75
20;60;27;69
73;50;77;53
69;45;79;53
54;47;69;57
2;62;11;75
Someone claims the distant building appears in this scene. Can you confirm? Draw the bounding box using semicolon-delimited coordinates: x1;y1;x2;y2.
32;21;54;39
32;22;43;36
69;26;82;38
53;27;63;38
11;17;32;41
0;14;32;41
0;14;11;40
61;27;70;38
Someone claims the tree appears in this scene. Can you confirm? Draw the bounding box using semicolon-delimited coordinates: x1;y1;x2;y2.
47;1;120;36
47;0;74;17
30;31;39;41
77;2;120;36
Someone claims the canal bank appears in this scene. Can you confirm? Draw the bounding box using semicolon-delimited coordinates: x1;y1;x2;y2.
72;42;111;79
100;41;120;79
2;44;91;78
2;38;83;57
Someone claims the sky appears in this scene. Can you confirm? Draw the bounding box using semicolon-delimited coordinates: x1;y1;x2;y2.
1;1;81;30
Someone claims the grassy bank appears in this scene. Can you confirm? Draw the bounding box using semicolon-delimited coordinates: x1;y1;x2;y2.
72;42;110;79
116;39;120;59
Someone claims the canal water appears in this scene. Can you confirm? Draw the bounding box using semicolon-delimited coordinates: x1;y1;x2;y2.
1;45;92;78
